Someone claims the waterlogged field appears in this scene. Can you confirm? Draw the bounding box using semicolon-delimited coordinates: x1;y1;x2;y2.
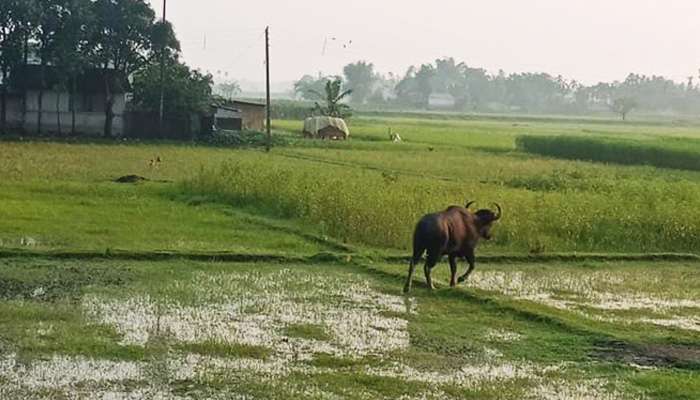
1;257;698;399
1;114;700;399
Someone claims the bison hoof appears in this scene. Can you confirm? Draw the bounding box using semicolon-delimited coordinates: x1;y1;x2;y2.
403;285;411;294
457;276;467;284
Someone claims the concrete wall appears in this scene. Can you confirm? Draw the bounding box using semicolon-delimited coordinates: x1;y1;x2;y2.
4;90;126;136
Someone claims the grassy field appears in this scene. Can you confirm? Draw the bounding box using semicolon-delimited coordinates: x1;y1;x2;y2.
1;113;699;399
186;117;700;253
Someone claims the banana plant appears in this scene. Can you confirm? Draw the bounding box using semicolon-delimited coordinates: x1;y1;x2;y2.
309;78;353;118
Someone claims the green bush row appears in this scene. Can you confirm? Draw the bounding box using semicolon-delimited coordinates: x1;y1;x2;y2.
516;135;700;171
270;100;315;120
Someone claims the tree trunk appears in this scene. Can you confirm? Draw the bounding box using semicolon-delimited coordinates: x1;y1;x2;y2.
70;76;76;135
56;88;62;136
37;63;45;135
21;34;28;132
103;74;114;138
1;66;7;136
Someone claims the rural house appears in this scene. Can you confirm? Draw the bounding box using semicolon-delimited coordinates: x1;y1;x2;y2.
428;93;456;109
208;100;266;132
230;100;265;131
5;65;129;136
211;105;243;131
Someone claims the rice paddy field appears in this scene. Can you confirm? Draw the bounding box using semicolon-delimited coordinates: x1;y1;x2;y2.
1;113;699;399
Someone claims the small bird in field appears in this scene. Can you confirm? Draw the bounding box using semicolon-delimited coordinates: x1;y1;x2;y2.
428;147;434;152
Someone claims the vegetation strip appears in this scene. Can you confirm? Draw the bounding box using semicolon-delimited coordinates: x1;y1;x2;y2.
2;249;698;265
276;151;466;184
384;253;700;264
517;135;700;171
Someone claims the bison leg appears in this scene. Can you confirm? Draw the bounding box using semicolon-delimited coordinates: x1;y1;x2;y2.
423;253;439;290
403;259;418;293
448;255;458;287
457;249;476;284
404;244;426;293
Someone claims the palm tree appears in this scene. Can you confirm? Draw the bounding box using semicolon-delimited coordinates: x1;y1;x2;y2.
309;78;352;118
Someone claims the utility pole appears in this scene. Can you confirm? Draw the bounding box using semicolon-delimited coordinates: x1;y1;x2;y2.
158;0;167;138
265;26;271;152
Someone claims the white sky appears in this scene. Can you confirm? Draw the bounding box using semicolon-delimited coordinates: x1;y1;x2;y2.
148;0;700;87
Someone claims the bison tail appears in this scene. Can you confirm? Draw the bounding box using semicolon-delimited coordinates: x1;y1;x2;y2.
411;239;426;264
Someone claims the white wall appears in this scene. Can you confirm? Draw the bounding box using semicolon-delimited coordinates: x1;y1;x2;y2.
6;90;126;136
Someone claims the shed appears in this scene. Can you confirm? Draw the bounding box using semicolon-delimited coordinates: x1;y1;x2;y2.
231;100;265;131
212;105;243;131
303;116;350;140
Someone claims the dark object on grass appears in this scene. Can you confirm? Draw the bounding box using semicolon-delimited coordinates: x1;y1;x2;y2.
404;201;502;293
114;175;148;183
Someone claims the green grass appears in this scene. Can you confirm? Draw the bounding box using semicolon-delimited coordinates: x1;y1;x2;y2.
1;113;700;398
517;134;700;171
176;341;273;360
0;141;336;255
183;143;700;253
284;323;332;341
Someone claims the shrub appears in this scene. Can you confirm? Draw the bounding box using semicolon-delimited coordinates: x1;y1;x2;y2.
201;130;287;148
516;135;700;171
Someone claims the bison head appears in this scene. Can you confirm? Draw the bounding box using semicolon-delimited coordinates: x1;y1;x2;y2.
474;203;502;240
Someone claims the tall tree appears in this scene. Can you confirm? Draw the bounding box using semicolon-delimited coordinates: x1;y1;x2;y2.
49;0;94;135
0;0;35;135
343;61;376;104
131;59;212;117
215;81;241;100
89;0;158;137
293;74;333;101
610;97;637;121
414;64;436;108
433;57;467;107
396;64;435;108
34;0;67;134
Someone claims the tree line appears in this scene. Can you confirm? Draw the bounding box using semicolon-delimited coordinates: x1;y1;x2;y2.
0;0;212;137
294;58;700;119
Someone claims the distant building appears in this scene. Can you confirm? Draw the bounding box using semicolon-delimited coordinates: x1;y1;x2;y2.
5;65;129;136
230;100;265;131
208;100;266;132
211;105;242;131
428;93;456;109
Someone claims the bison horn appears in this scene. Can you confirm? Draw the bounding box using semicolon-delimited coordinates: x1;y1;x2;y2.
492;203;502;220
465;200;476;209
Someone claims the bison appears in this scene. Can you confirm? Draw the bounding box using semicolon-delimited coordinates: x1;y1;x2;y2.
403;201;502;293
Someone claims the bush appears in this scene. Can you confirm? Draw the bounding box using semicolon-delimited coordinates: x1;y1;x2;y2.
201;130;287;148
516;135;700;171
270;100;315;120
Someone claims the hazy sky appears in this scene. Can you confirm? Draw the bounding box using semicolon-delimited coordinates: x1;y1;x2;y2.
148;0;700;88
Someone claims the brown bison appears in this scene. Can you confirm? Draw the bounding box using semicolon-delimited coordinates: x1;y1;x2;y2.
403;201;502;293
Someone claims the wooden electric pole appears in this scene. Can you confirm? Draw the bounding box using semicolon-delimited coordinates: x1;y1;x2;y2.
265;26;271;152
158;0;167;138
